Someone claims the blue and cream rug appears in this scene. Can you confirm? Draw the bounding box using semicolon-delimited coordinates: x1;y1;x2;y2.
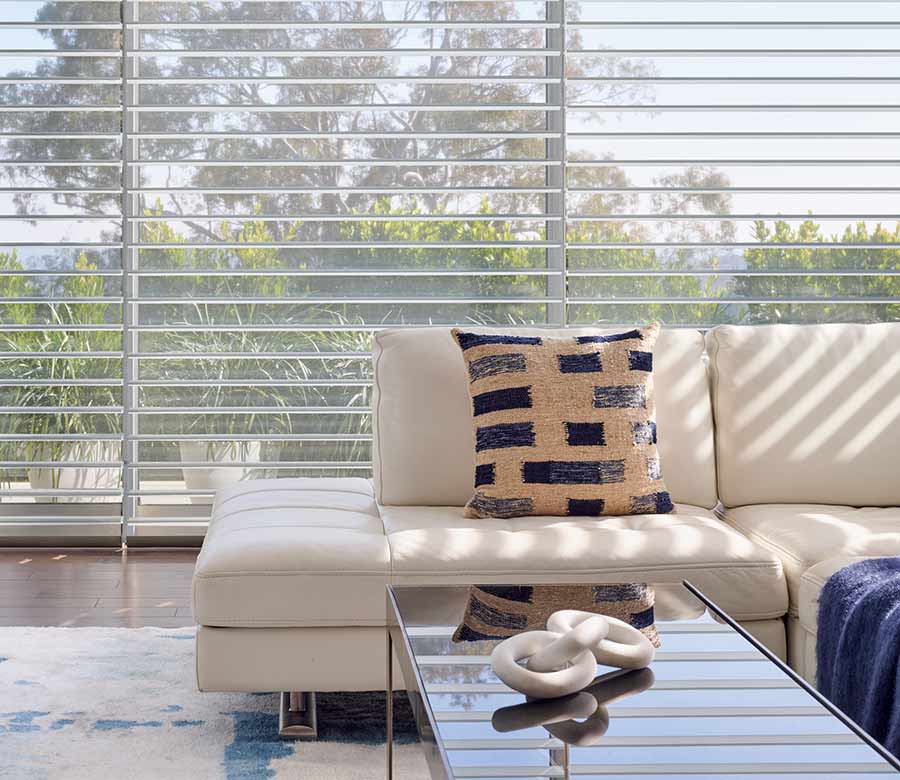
0;627;428;779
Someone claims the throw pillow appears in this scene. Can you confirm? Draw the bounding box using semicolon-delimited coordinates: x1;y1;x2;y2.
453;583;661;648
451;324;673;518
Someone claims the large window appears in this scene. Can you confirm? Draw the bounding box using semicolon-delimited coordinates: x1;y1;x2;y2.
2;1;898;540
1;0;123;538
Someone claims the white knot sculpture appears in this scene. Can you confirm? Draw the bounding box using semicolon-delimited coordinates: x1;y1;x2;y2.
490;609;655;699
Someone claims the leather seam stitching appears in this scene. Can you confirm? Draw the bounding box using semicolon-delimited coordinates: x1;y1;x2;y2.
198;622;388;628
390;561;782;575
212;506;378;523
724;515;806;571
708;327;726;507
195;571;390;578
377;503;394;583
210;525;382;534
216;487;373;506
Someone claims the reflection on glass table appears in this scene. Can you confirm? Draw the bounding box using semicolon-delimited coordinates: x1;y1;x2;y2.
386;581;900;780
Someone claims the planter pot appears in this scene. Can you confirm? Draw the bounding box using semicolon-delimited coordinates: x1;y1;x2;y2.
179;440;263;505
27;441;121;503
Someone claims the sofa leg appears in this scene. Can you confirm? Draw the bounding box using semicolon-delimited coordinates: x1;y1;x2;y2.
279;691;317;740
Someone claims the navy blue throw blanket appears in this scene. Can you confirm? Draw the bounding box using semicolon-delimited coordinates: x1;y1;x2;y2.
817;556;900;757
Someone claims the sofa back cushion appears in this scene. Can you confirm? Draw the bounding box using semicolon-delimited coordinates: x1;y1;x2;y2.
373;327;717;509
708;323;900;507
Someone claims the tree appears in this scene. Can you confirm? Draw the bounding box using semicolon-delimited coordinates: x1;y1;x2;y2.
740;219;900;324
0;1;121;223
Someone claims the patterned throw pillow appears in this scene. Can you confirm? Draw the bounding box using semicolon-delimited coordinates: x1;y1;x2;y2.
453;583;661;648
451;324;672;518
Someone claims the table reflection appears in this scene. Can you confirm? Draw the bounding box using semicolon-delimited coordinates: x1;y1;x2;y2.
491;667;655;748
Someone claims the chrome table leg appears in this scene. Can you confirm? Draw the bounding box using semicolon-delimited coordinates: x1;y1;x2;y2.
387;628;394;780
279;691;317;739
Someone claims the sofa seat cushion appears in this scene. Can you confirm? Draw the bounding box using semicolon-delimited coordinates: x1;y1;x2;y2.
380;503;787;622
724;504;900;608
797;556;870;638
193;478;391;628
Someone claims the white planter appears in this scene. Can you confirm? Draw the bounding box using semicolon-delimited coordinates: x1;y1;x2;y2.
179;440;263;505
27;441;121;503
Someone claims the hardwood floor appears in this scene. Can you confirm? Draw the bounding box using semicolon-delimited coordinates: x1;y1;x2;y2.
0;549;199;628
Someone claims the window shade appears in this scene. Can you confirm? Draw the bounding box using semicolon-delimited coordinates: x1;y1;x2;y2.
126;0;562;532
566;1;900;327
0;0;124;537
1;1;897;538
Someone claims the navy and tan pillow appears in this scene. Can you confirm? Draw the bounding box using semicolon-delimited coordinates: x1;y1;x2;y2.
453;583;661;648
451;324;672;518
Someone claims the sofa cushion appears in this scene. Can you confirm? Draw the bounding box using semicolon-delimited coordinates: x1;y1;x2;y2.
374;327;717;510
380;503;787;622
451;324;673;518
724;504;900;607
798;556;870;637
192;478;391;628
707;322;900;507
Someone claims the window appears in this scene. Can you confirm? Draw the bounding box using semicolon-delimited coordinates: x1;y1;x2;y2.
567;1;900;327
2;1;898;539
0;0;123;537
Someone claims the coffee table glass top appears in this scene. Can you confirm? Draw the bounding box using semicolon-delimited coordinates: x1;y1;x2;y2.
387;582;900;779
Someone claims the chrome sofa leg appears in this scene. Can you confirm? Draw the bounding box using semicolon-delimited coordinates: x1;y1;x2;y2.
279;691;317;739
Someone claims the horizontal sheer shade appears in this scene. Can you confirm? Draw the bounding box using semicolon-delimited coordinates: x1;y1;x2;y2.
134;412;370;436
132;138;550;159
567;251;900;273
568;3;900;345
135;441;369;460
568;192;900;216
134;303;554;326
137;276;553;298
569;28;900;52
569;276;900;301
570;55;900;80
568;2;900;24
568;302;900;326
0;0;124;522
138;384;368;407
135;246;554;270
136;1;548;23
0;384;121;403
2;0;898;534
114;0;560;520
138;357;371;383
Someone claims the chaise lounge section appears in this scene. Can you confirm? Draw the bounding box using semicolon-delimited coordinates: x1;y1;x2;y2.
193;477;389;693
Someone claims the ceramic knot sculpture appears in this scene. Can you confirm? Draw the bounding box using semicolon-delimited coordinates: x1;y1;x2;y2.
490;609;655;699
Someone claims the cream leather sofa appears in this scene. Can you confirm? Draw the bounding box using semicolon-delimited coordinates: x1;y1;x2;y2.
707;323;900;682
193;325;789;698
193;322;900;700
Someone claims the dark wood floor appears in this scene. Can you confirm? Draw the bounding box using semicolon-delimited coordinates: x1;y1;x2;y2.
0;549;199;628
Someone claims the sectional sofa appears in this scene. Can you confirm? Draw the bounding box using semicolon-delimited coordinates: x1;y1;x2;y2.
192;323;900;705
708;324;900;681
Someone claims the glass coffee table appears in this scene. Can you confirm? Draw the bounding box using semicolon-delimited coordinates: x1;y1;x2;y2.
386;581;900;779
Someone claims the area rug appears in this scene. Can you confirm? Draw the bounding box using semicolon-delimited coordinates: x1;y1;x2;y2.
0;627;428;780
